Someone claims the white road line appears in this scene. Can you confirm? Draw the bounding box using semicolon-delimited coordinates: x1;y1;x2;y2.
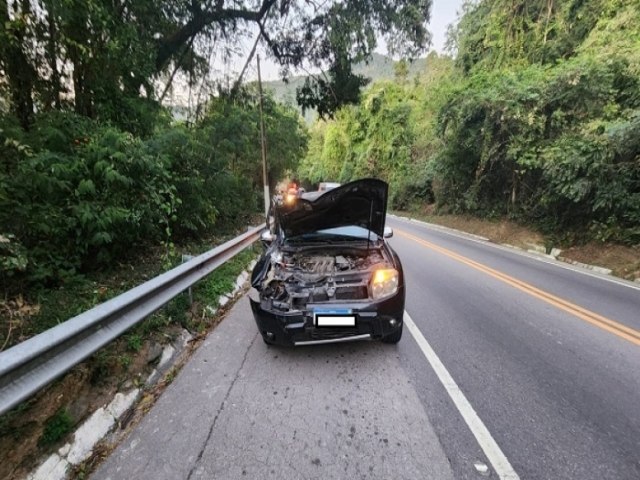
404;311;520;480
388;215;640;292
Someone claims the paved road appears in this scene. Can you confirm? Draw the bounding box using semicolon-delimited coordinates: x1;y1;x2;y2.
93;216;640;480
92;294;454;480
387;216;640;480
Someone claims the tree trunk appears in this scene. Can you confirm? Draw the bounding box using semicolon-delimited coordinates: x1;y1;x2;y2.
46;8;61;109
1;0;36;129
70;43;92;117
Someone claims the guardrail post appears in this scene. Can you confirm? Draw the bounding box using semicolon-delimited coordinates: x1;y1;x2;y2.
181;254;195;305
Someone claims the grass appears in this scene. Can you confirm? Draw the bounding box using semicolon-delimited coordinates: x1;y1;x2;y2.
90;350;115;386
126;333;142;352
39;408;74;447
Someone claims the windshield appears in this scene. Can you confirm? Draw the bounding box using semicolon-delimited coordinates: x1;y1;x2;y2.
285;226;378;244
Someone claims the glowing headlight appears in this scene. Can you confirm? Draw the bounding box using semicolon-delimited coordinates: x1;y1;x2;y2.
370;268;399;300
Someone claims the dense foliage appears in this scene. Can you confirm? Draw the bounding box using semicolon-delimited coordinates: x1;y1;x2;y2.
0;93;307;289
299;0;640;244
0;0;436;292
0;0;433;129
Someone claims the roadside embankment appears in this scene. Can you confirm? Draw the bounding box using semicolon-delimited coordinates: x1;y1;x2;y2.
392;210;640;283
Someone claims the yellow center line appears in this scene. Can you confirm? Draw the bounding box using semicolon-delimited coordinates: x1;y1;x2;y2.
396;228;640;347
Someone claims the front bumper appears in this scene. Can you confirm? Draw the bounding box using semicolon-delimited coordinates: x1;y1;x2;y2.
249;290;404;346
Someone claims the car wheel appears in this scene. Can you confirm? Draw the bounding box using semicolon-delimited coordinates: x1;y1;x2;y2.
262;335;274;346
381;324;403;344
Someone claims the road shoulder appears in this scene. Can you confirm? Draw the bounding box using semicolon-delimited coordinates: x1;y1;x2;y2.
92;296;454;480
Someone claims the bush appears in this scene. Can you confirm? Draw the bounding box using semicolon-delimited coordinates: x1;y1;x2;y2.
1;115;176;284
0;92;303;289
147;125;256;239
39;408;74;446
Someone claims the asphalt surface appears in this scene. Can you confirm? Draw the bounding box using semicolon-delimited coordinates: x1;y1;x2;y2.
91;290;454;480
387;216;640;480
92;216;640;480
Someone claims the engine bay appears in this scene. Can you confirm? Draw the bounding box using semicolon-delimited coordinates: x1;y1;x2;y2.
256;247;391;312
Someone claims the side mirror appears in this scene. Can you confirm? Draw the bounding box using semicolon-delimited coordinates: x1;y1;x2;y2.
261;230;274;246
383;227;393;238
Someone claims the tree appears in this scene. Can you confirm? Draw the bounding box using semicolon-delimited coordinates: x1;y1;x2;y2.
1;0;37;128
394;59;409;84
156;0;432;116
0;0;433;128
447;0;608;73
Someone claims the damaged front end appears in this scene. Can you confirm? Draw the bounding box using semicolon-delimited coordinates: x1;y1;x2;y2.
254;246;389;310
249;244;404;346
249;178;404;346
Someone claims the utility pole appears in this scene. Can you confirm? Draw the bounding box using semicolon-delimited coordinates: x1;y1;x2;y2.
257;54;269;219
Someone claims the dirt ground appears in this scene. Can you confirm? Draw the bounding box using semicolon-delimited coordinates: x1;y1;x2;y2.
394;209;640;282
559;243;640;280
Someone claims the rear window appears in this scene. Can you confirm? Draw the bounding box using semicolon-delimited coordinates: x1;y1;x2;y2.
319;182;340;192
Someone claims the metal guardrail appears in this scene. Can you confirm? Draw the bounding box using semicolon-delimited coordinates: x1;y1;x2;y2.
0;225;264;415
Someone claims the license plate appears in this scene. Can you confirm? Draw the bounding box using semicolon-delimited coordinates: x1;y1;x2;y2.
314;308;356;327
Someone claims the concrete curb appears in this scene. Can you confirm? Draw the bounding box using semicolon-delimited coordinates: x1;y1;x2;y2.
28;390;141;480
389;214;490;242
25;257;258;480
556;258;612;276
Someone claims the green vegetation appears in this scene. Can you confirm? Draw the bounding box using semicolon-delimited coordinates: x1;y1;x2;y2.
187;245;258;333
1;0;434;294
300;0;640;245
126;334;143;353
39;408;73;446
117;244;257;349
0;96;305;293
263;52;429;123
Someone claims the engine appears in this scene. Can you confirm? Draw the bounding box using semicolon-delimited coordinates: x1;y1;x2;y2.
257;248;389;311
290;251;383;273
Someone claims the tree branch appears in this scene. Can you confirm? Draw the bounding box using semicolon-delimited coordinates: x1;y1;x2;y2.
156;0;278;71
231;32;261;96
158;35;196;103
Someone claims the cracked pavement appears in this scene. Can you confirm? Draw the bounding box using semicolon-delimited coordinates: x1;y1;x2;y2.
91;296;454;480
86;215;640;479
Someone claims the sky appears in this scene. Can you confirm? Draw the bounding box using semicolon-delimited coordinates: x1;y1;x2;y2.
429;0;464;53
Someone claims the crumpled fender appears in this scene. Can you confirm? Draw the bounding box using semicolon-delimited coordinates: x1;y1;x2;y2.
251;243;277;289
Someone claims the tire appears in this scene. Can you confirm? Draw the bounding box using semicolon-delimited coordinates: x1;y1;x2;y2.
381;323;403;344
262;335;274;346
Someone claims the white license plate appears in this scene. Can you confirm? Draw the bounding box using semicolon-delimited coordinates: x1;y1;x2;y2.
314;309;356;327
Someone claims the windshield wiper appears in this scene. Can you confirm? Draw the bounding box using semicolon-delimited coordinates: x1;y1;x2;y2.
286;234;365;244
286;237;335;244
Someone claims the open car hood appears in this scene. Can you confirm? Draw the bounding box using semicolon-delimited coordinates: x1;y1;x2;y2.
277;178;388;239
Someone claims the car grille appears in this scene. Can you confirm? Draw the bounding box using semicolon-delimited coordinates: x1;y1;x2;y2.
308;327;367;340
335;286;368;300
310;286;368;303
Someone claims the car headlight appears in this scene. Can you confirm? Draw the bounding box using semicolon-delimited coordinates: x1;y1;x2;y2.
370;268;399;300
